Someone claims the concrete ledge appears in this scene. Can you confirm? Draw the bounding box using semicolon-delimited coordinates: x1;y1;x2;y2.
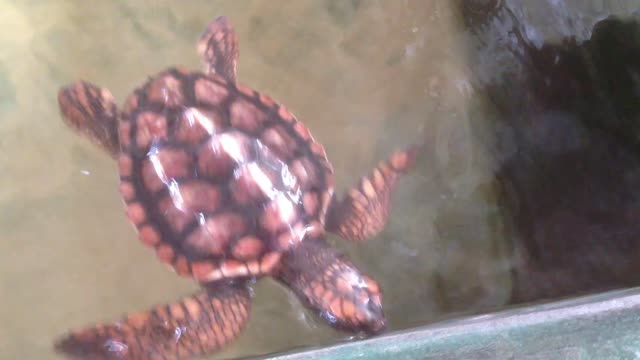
268;287;640;359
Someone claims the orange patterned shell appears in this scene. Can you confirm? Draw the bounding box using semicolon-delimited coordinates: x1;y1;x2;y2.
118;67;334;283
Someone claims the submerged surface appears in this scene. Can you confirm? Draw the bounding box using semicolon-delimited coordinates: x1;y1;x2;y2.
0;0;638;359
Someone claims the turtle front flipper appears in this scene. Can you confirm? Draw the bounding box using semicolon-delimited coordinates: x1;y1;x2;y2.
58;82;121;158
276;238;386;334
326;145;421;242
197;16;239;84
55;281;251;360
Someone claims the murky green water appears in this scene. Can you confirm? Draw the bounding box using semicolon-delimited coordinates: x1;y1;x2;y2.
1;1;638;359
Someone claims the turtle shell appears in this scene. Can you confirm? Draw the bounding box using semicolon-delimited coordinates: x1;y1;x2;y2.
117;68;334;282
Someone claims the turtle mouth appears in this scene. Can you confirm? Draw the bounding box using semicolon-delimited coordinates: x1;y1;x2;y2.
319;301;387;335
362;319;387;335
361;301;387;335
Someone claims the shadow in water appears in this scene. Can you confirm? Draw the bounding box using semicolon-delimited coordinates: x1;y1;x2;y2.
462;1;640;303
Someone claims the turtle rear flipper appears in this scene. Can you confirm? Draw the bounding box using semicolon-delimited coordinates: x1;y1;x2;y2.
326;145;421;242
197;16;239;84
55;281;251;360
58;82;120;158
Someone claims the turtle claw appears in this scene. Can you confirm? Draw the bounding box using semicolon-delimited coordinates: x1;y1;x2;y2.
326;144;422;242
198;16;239;84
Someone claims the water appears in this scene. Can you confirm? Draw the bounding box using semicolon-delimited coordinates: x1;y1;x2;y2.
1;1;638;359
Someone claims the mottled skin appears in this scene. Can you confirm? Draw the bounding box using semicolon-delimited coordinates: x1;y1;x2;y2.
56;16;419;360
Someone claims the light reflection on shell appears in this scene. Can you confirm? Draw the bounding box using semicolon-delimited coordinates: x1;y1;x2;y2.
118;69;334;282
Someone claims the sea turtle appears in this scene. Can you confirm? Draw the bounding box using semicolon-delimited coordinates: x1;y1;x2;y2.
56;16;420;360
